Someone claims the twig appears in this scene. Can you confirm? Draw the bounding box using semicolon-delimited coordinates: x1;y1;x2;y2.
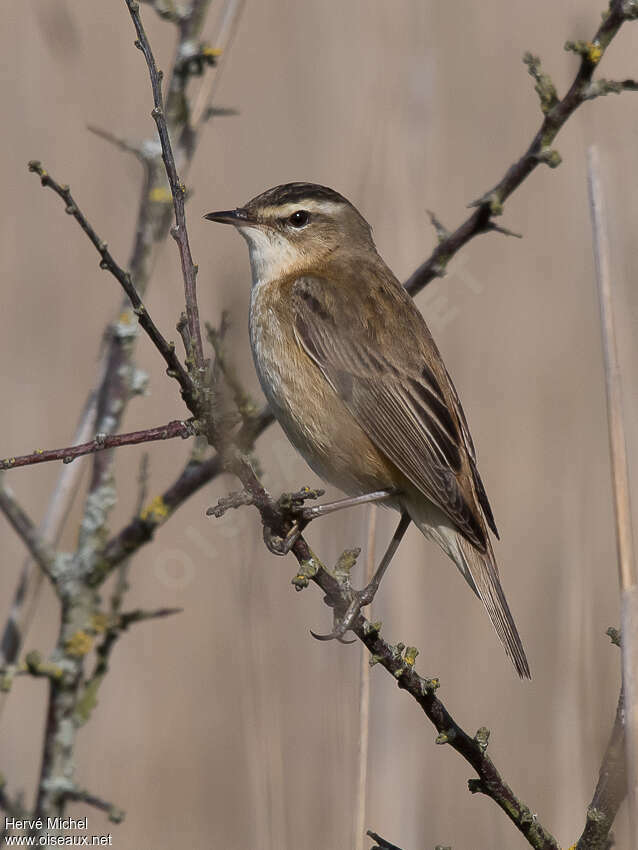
367;832;404;850
63;788;124;824
206;319;260;421
0;480;56;583
86;124;147;161
27;161;198;415
125;0;205;372
0;420;195;471
95;406;274;581
576;686;627;850
404;0;638;297
0;380;99;692
588;145;638;845
191;0;246;132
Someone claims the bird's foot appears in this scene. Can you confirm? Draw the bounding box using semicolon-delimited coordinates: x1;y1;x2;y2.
263;521;301;556
264;487;325;555
310;582;378;644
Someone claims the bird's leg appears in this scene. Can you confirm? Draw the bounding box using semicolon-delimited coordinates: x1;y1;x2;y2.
274;488;396;556
296;489;396;522
311;511;411;642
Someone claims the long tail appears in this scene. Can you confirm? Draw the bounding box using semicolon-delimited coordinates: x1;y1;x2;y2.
455;533;530;678
414;516;530;678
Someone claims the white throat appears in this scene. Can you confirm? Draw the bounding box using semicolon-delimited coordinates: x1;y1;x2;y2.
238;225;303;286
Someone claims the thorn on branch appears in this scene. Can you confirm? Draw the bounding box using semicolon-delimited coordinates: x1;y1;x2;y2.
86;124;147;162
427;210;451;243
366;831;404;850
203;105;240;121
118;607;183;629
523;52;559;114
468;191;503;216
486;221;523;239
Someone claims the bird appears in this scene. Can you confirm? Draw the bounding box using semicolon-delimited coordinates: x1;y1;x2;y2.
204;182;530;678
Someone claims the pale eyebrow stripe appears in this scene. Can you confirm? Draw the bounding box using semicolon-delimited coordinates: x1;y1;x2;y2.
259;200;345;218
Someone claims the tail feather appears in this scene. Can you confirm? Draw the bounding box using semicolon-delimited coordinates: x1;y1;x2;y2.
455;534;530;679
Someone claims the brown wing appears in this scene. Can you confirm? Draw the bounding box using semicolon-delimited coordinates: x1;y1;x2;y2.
291;271;494;550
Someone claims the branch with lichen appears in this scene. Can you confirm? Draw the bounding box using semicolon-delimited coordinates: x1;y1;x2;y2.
0;1;240;838
210;458;561;850
404;0;638;296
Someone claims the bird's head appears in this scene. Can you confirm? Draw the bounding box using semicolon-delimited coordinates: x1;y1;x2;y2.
204;182;375;283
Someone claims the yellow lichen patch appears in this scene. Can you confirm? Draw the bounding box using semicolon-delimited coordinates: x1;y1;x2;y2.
404;646;419;666
202;46;223;58
91;613;109;634
140;495;170;524
65;631;93;657
587;41;603;63
149;186;173;204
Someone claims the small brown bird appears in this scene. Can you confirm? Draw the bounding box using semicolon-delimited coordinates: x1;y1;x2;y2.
205;183;530;678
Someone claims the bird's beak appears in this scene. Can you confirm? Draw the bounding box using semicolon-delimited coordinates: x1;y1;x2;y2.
203;207;253;225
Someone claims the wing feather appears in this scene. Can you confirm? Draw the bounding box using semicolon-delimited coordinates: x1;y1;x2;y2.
291;273;489;549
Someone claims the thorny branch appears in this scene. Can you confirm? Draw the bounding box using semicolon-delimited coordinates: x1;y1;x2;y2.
404;0;638;297
27;161;198;415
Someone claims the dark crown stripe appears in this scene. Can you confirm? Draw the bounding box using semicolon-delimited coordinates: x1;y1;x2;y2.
246;182;350;210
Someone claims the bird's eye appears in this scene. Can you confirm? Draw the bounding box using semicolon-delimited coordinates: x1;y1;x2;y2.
288;210;310;228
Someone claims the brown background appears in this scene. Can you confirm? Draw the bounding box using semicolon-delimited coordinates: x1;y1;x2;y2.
2;1;638;848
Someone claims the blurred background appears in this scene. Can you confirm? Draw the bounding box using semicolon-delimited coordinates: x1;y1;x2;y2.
1;1;638;848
